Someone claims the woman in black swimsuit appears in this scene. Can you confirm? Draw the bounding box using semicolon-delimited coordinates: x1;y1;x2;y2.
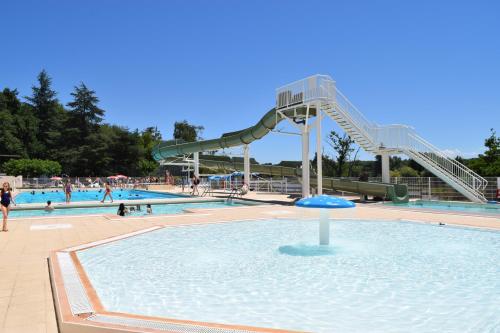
1;182;16;232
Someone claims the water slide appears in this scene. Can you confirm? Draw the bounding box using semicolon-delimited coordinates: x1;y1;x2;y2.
152;105;409;203
153;74;488;203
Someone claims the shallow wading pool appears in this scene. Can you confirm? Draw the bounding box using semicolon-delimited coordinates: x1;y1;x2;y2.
77;219;500;333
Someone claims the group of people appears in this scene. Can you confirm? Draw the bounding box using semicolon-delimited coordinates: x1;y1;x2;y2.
0;177;164;231
117;203;153;216
62;180;114;204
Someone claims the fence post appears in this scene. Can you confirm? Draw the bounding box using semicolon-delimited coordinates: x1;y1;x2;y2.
428;177;431;200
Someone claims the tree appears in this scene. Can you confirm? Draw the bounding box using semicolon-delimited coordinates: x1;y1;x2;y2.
66;82;104;139
173;120;204;142
2;159;61;177
326;130;355;177
0;89;25;159
469;128;500;176
311;154;337;177
25;70;65;157
141;126;162;160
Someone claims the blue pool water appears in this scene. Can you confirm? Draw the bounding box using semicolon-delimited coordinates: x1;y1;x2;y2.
10;201;245;218
78;219;500;333
14;189;183;204
386;200;500;215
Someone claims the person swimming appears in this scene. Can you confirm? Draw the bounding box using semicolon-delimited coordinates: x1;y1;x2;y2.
45;200;54;212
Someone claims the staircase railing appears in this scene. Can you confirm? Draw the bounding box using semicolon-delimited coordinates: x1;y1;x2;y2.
405;133;487;194
276;74;488;202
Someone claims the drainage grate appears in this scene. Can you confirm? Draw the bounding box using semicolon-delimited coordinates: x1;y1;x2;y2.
87;314;260;333
56;252;94;315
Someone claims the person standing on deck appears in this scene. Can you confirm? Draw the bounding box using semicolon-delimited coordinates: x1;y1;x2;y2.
1;182;16;232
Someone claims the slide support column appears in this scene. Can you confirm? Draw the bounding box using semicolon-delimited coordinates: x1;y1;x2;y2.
194;152;199;177
243;144;250;185
381;152;390;183
316;108;322;195
302;125;310;198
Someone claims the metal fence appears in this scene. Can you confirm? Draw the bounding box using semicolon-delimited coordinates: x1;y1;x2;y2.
17;175;499;202
19;176;166;189
208;176;499;201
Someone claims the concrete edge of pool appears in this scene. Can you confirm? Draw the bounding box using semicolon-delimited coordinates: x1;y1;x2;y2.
48;223;304;333
372;201;500;218
10;195;220;211
9;197;268;217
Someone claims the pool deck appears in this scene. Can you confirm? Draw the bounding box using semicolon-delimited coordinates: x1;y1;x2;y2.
0;191;498;332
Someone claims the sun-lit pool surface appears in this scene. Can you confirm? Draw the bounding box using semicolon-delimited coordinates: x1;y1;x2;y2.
77;219;500;333
14;189;183;204
385;200;500;215
10;201;245;218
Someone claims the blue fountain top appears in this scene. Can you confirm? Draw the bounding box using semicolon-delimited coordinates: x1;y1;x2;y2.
295;195;356;209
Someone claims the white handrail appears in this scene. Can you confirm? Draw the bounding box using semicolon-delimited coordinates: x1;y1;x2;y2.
275;74;488;202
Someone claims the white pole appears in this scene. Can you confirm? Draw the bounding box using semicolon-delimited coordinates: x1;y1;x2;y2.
316;108;322;195
193;152;199;177
319;209;330;245
302;125;310;198
243;144;250;185
381;153;390;183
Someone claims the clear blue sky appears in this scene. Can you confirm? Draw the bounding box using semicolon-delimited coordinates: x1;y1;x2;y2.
1;0;499;163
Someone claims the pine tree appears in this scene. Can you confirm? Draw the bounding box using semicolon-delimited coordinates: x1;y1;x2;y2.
25;70;65;157
66;82;104;139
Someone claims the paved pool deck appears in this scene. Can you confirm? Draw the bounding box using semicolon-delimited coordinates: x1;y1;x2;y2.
0;191;498;332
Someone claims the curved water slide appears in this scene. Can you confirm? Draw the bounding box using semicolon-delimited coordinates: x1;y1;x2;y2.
153;113;410;203
153;107;315;159
153;74;487;202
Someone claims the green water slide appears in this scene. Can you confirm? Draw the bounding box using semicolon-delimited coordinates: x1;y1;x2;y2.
152;107;409;203
153;107;314;159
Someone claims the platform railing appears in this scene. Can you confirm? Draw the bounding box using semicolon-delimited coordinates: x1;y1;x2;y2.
276;74;335;109
276;74;488;202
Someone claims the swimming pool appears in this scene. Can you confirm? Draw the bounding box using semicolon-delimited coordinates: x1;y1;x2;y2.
14;189;183;204
10;201;245;218
385;200;500;215
77;219;500;332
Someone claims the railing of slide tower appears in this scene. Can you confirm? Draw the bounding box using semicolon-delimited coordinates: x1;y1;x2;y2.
275;74;488;202
276;75;335;109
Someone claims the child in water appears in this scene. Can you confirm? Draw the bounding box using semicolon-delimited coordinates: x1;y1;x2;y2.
117;203;128;216
44;200;54;212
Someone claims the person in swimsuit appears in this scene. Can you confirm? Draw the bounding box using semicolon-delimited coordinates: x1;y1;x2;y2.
45;200;54;212
101;182;113;203
64;180;73;203
1;182;15;232
117;203;127;216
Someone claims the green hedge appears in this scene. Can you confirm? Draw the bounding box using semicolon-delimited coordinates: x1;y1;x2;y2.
2;159;62;177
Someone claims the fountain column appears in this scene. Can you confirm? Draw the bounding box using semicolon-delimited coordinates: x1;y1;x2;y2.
319;209;330;245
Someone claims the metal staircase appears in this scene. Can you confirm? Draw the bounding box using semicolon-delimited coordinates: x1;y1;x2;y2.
276;75;488;203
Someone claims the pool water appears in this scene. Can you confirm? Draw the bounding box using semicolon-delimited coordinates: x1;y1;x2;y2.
77;219;500;333
14;189;183;204
10;201;245;218
386;200;500;215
